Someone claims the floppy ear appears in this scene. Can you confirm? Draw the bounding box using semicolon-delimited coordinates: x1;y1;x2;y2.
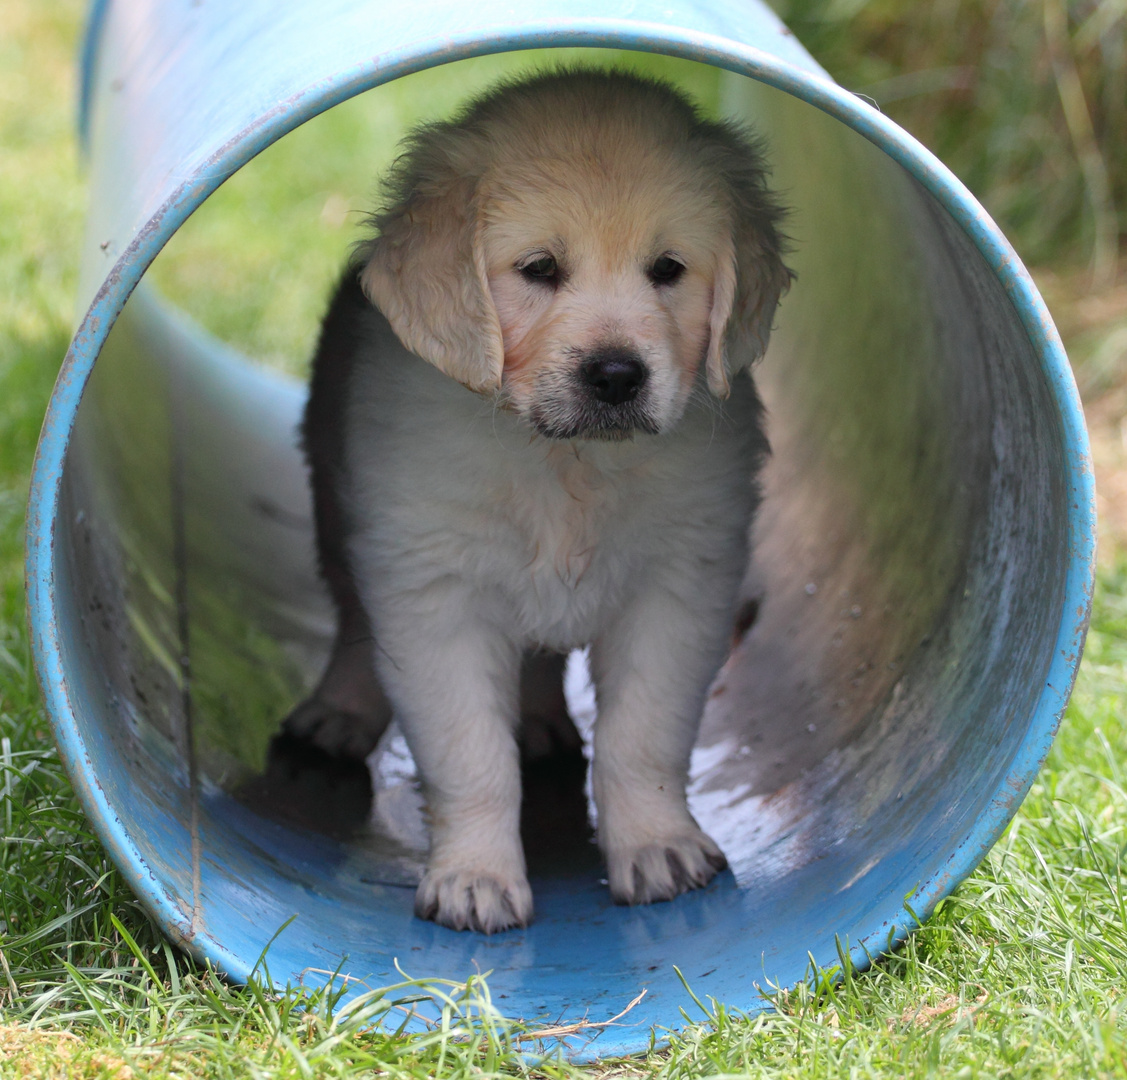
359;143;505;394
705;228;793;398
701;126;793;398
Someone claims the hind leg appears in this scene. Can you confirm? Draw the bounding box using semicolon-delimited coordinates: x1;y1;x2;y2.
287;273;395;760
283;599;393;760
517;650;582;763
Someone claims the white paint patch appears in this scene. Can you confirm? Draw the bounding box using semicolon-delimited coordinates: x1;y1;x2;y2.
837;855;881;893
563;647;598;740
367;724;428;852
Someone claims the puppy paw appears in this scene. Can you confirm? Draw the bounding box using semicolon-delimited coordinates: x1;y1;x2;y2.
519;710;583;763
282;696;384;760
518;650;582;763
414;869;533;933
606;830;727;905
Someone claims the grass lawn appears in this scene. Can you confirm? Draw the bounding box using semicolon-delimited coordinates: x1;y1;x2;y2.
3;1;1127;1076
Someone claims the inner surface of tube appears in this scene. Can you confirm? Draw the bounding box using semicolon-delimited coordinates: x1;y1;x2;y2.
55;54;1066;1031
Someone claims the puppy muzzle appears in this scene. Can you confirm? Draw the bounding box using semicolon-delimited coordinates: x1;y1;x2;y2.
531;347;658;441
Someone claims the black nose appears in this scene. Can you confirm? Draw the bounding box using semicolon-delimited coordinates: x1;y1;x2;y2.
580;350;648;406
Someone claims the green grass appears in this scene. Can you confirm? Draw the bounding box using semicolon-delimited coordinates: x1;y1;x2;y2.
3;0;1127;1076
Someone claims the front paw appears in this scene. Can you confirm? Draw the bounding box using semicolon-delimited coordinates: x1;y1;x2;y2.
414;867;533;933
605;829;727;905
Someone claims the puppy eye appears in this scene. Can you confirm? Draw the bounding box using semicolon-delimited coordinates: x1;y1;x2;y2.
519;255;559;284
648;254;686;286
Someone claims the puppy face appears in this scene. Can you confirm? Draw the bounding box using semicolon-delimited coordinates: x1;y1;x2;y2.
360;71;791;438
481;156;730;438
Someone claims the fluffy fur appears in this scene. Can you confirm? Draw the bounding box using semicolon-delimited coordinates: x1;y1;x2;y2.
286;70;791;932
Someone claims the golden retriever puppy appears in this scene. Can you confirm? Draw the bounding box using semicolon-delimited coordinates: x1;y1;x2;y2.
285;69;791;932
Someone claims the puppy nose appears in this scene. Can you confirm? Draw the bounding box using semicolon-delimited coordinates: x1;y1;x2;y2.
580;350;648;406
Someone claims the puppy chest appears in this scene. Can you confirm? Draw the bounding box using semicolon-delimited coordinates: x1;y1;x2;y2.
523;456;615;575
500;465;634;629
